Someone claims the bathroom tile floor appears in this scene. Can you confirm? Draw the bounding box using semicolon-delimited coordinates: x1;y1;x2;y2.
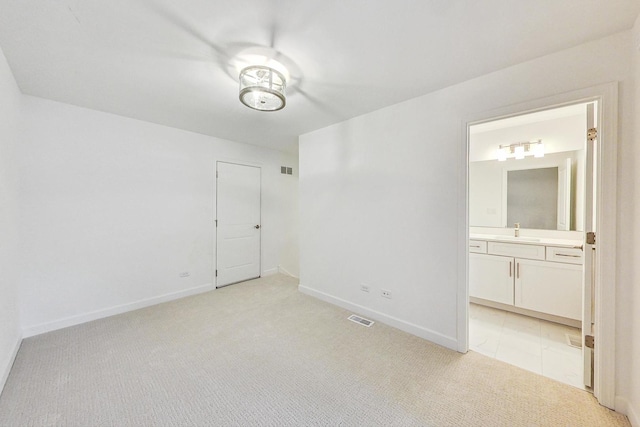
469;303;585;389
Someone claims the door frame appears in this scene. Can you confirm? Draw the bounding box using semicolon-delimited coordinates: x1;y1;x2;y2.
215;160;263;288
457;82;618;408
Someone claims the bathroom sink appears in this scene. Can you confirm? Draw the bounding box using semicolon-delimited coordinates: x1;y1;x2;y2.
492;236;540;242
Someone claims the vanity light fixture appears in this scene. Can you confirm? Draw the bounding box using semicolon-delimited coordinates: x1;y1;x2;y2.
239;65;286;111
533;142;545;158
496;140;544;161
514;145;525;160
497;147;508;161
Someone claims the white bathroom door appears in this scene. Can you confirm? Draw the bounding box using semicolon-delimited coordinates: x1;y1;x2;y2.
216;162;261;287
582;103;596;388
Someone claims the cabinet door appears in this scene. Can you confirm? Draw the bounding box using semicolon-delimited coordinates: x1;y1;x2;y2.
469;253;514;305
514;258;582;320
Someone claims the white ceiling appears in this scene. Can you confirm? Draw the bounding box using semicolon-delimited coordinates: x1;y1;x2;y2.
0;0;638;152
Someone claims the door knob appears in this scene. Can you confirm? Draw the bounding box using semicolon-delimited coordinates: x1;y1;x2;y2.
255;225;260;229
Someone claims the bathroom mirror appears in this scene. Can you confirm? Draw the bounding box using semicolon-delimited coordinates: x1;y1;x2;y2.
469;150;584;231
506;167;559;230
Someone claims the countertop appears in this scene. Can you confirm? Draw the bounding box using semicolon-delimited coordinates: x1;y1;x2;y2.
470;233;583;249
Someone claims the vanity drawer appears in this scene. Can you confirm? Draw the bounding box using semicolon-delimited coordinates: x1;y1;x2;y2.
469;240;487;254
546;246;583;265
487;242;545;260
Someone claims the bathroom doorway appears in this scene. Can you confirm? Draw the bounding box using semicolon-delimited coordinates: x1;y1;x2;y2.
466;102;596;390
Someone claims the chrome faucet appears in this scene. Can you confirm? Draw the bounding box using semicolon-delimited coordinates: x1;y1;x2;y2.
514;223;520;237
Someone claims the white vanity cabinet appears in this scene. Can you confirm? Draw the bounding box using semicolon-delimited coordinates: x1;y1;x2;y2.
515;258;582;320
469;253;514;305
469;238;583;322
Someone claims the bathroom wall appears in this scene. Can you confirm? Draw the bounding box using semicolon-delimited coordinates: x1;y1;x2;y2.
469;110;586;162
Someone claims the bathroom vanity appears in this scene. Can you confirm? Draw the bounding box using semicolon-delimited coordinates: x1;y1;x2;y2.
469;234;583;327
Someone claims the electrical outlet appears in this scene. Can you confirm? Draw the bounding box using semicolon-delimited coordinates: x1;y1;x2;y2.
381;289;392;299
179;272;190;278
360;284;370;293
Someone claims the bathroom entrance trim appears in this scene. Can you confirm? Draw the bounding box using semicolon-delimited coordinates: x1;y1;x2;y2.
457;82;618;409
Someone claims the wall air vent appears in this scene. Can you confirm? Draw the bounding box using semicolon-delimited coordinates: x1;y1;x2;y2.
280;166;293;175
347;314;374;327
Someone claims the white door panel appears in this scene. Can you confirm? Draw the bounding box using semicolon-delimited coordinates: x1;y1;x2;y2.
216;162;261;287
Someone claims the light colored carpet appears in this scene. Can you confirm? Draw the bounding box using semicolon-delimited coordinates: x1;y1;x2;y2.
0;274;629;426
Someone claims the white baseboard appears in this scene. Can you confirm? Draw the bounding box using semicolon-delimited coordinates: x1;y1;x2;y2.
278;265;298;278
22;283;215;338
616;396;639;427
1;332;22;395
262;268;279;277
298;284;457;351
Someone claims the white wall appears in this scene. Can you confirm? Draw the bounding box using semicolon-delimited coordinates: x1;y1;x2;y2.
618;15;640;427
0;46;22;392
299;29;637;414
17;96;299;336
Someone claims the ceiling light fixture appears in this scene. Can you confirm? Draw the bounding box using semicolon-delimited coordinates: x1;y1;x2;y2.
496;140;544;161
239;65;286;112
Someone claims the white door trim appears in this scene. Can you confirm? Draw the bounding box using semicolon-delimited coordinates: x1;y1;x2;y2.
457;82;618;408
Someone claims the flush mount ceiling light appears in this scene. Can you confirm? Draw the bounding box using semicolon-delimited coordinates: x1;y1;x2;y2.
239;65;287;112
496;140;544;161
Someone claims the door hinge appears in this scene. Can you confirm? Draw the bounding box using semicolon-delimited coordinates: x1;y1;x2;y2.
216;171;218;178
585;334;595;349
215;219;217;227
586;231;596;245
587;127;598;142
215;270;217;277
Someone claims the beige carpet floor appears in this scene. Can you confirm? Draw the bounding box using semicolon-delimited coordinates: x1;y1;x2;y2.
0;274;629;426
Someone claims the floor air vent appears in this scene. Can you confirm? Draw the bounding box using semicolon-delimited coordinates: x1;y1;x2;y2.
348;314;374;327
566;333;582;349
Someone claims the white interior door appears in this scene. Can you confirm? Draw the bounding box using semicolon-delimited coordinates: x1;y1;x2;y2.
557;158;572;231
216;162;261;287
583;103;597;388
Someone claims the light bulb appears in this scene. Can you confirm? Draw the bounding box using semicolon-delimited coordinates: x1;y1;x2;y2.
533;142;544;158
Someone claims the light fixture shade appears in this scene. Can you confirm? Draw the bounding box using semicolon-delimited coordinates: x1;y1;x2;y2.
497;147;507;161
514;145;525;159
239;66;286;111
533;142;545;158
